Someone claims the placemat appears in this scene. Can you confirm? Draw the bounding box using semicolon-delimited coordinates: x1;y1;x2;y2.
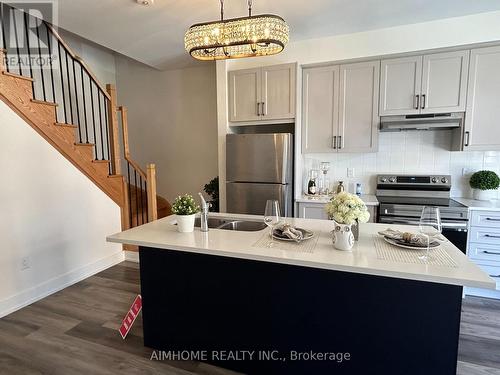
373;236;458;267
252;232;320;253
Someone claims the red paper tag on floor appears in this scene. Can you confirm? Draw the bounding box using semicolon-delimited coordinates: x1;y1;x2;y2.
119;295;142;339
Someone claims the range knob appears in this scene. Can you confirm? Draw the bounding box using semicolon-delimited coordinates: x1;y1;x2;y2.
441;177;449;184
380;177;387;183
389;177;396;183
431;177;438;183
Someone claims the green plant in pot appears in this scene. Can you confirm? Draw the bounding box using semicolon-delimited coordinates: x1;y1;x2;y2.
470;170;500;201
172;194;200;233
204;177;219;212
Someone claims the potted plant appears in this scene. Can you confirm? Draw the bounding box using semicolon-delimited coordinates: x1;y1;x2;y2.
470;170;500;201
204;177;219;212
172;194;200;233
325;192;370;251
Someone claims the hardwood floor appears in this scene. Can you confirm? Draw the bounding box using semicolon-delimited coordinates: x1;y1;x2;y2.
0;261;499;375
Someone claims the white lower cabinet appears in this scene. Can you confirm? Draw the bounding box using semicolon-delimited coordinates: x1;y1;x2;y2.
465;209;500;299
297;201;377;223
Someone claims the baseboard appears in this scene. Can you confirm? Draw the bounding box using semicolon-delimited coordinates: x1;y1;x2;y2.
465;286;500;300
0;251;125;318
124;250;139;263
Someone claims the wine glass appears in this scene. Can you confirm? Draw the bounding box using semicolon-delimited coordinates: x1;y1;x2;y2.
264;200;281;246
419;206;442;261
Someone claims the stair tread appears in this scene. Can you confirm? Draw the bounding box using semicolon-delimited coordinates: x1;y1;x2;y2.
2;71;35;82
31;99;58;107
55;122;78;129
92;160;110;164
107;174;124;179
74;142;95;147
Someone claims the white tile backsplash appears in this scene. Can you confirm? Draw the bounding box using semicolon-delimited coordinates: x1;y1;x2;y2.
303;131;500;199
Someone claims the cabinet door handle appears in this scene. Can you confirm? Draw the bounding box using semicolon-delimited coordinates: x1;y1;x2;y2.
464;131;470;147
332;136;337;149
338;136;343;149
486;218;500;222
257;102;261;116
415;95;420;110
483;250;500;255
484;235;500;239
421;94;426;109
490;275;500;278
262;102;267;116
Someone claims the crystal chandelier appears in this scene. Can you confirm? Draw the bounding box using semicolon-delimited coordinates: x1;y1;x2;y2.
185;0;289;61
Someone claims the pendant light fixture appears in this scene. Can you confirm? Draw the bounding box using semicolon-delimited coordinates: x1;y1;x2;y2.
185;0;289;61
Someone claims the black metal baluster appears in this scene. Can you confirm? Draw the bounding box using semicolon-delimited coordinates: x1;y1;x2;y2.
11;7;21;75
44;23;56;107
97;92;105;160
139;176;145;225
104;97;111;161
72;59;82;135
23;12;33;84
127;162;133;227
35;16;46;101
65;52;78;141
89;80;98;158
80;66;90;145
144;180;149;223
134;170;139;227
1;4;10;72
57;42;67;123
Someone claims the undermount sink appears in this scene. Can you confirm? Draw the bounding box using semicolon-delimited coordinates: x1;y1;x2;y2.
194;217;267;232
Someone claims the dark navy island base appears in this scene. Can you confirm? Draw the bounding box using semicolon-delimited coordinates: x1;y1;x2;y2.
139;246;463;375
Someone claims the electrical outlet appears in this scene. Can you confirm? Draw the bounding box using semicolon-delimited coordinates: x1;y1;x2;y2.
21;256;31;270
462;168;471;176
347;168;355;178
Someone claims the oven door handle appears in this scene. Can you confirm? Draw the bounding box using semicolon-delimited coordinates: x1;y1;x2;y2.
379;217;468;229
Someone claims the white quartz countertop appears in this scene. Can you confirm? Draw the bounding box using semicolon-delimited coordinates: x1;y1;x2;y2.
453;197;500;211
296;194;379;206
107;213;494;289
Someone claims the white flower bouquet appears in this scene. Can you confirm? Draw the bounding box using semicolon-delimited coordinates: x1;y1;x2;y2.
325;192;370;225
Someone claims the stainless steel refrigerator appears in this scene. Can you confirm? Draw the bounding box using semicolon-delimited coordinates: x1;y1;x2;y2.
226;133;293;217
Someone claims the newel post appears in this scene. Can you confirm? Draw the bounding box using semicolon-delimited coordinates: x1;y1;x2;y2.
147;164;158;222
106;84;121;175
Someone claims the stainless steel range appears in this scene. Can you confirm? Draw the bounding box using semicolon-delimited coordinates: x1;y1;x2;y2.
376;174;469;253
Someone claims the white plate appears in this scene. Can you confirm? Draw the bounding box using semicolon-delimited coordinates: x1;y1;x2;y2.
272;228;314;242
384;237;440;250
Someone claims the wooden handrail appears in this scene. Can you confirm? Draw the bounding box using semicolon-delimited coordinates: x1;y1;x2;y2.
106;84;121;175
44;22;111;100
118;106;147;179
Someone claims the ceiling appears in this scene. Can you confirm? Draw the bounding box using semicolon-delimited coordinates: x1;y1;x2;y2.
55;0;500;70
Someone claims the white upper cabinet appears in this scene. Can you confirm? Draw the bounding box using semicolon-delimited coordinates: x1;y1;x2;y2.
464;46;500;151
421;50;469;114
380;56;422;116
228;63;296;123
339;61;380;153
302;61;380;153
261;64;296;121
228;68;262;122
380;50;469;115
302;66;339;153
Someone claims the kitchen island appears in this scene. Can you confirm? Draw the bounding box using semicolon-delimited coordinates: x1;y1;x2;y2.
108;214;494;375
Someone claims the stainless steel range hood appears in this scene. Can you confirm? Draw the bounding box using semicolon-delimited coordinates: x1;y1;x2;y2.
380;113;464;132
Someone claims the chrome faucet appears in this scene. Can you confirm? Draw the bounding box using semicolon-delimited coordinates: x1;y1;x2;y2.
199;193;211;232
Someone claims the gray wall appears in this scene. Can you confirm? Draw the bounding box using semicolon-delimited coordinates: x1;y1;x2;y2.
115;56;218;203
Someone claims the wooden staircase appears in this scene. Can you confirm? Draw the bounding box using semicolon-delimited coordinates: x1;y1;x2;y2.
0;59;125;206
0;6;165;234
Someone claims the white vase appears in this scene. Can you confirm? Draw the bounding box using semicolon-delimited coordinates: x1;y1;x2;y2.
176;214;196;233
332;221;355;251
473;189;495;201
